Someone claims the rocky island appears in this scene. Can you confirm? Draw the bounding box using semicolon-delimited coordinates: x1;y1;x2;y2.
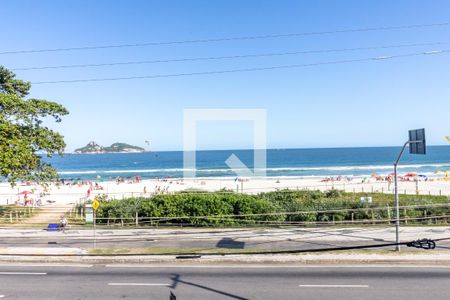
74;141;145;154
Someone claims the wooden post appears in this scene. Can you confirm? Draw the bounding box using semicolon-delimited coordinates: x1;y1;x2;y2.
9;211;12;223
415;179;419;195
387;205;391;224
135;211;139;226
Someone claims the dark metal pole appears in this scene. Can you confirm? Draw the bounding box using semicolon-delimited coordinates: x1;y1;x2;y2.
394;141;409;251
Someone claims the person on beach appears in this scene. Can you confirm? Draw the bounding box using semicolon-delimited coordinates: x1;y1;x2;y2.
59;215;68;232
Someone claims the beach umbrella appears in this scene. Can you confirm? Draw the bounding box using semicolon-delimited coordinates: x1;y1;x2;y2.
418;174;428;181
18;191;32;195
404;173;417;177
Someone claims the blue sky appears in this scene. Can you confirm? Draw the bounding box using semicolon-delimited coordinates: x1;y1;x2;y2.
1;0;450;151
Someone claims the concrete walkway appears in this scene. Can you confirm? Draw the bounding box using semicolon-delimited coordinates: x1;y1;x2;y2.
1;226;449;241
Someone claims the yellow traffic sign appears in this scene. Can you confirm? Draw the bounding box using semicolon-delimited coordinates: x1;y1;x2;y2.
92;199;100;210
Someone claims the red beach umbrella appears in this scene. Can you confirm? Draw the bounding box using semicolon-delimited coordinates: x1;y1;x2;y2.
18;190;32;195
404;173;417;177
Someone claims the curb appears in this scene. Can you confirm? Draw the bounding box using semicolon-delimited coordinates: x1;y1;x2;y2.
2;254;450;265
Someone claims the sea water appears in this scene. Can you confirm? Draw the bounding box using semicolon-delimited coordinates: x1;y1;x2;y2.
42;146;450;181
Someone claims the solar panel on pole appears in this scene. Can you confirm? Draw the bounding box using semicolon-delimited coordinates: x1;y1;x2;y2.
409;128;426;155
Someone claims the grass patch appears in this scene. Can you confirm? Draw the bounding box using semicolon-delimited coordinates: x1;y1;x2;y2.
89;247;274;255
88;247;445;256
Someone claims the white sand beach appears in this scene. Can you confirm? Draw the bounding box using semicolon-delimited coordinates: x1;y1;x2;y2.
1;176;449;207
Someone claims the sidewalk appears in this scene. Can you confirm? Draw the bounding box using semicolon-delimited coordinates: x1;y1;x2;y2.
1;226;449;241
1;250;450;265
1;226;450;265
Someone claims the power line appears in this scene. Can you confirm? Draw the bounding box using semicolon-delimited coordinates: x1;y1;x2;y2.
11;41;446;71
2;21;450;55
31;49;450;84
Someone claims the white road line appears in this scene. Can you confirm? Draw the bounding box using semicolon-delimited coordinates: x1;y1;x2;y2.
0;295;4;298
299;284;369;288
0;264;92;268
0;272;47;275
108;283;170;286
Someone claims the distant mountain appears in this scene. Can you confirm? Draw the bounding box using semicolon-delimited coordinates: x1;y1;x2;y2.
74;141;145;154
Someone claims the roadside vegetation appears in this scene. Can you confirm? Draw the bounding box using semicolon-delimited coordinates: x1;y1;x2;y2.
87;190;450;227
0;205;40;224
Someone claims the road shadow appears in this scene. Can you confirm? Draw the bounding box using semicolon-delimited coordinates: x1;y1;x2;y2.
170;273;249;300
216;237;245;249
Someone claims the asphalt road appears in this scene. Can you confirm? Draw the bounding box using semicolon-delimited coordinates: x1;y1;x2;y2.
0;264;450;299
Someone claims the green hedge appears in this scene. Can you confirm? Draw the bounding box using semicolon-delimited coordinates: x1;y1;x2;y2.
95;192;285;226
93;190;450;226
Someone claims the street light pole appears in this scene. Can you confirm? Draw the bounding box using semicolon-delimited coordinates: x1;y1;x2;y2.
393;133;426;252
394;141;409;252
394;129;426;251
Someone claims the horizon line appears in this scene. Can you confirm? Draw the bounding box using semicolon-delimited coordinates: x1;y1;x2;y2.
63;144;450;154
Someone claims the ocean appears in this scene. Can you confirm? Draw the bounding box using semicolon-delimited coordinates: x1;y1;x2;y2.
42;146;450;181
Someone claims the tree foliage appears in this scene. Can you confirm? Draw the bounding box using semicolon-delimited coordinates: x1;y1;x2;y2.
0;66;68;185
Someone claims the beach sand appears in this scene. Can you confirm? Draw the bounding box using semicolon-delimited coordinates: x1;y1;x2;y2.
1;176;449;206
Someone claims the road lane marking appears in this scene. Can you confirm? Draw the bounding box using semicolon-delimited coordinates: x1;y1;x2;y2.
299;284;369;288
0;264;92;268
108;283;170;286
0;272;47;275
